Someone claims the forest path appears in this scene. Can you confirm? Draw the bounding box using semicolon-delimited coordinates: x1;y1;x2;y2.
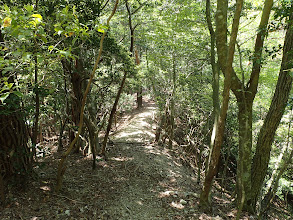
95;100;201;219
0;99;222;220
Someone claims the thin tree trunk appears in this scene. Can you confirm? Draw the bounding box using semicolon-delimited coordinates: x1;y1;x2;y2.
137;88;143;109
0;173;5;204
32;53;39;158
168;53;176;149
100;71;127;156
206;0;220;164
84;116;97;169
261;145;293;216
126;0;144;109
32;0;40;156
135;49;143;109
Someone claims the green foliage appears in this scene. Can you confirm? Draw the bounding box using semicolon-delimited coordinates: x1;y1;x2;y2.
274;0;293;21
0;0;292;214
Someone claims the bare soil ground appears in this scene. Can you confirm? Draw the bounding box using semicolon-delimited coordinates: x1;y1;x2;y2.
0;100;291;219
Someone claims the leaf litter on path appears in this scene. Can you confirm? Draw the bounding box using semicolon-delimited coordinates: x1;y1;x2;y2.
0;99;250;219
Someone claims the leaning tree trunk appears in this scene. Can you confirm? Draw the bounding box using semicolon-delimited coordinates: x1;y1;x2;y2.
206;0;220;151
250;9;293;209
200;0;243;210
100;71;127;156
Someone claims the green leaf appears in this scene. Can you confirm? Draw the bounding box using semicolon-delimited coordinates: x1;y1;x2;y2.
24;5;34;12
97;24;108;33
31;14;42;20
4;82;13;89
59;50;71;57
98;28;105;33
0;92;10;104
48;45;54;52
72;37;78;46
40;35;47;43
4;4;10;12
13;90;23;98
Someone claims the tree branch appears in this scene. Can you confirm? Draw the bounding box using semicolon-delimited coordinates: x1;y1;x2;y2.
248;0;274;98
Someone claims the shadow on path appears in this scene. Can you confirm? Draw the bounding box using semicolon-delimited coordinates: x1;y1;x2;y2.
95;100;200;219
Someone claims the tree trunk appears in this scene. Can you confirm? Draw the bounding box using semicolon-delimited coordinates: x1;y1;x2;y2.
100;72;127;156
261;144;293;217
126;0;144;109
236;98;253;211
168;53;176;149
32;53;39;159
137;88;143;109
135;49;143;109
206;0;220;163
61;58;85;153
250;10;293;209
0;30;31;202
55;0;119;191
200;0;243;209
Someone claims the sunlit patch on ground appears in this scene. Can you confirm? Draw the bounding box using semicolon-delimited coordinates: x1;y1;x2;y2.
170;201;185;209
158;190;177;198
111;156;133;161
40;186;51;191
111;105;156;143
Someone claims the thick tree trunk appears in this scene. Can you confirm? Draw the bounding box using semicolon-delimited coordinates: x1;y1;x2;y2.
0;30;31;202
0;100;32;199
250;11;293;209
208;0;273;213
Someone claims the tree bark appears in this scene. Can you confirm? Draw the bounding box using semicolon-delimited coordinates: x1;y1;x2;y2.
200;0;243;209
0;29;31;202
213;0;273;211
250;9;293;208
61;58;85;153
126;0;144;109
56;0;119;192
100;71;127;156
135;49;143;109
236;97;253;211
206;0;220;162
32;50;39;158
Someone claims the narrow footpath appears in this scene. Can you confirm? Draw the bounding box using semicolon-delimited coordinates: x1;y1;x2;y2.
0;100;231;219
97;100;200;219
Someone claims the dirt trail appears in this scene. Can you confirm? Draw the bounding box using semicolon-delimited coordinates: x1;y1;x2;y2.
95;100;201;219
0;100;222;219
